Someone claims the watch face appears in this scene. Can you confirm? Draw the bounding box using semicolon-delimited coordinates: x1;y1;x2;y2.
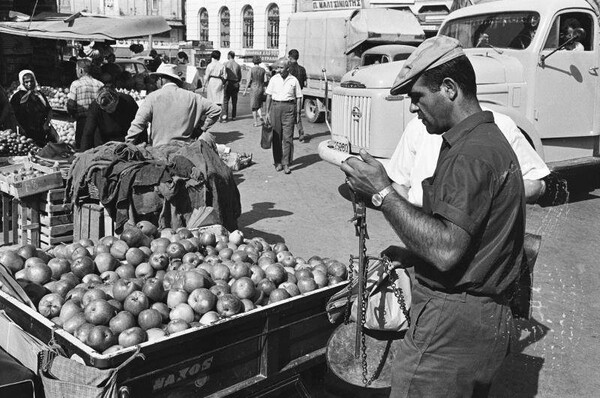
372;193;382;207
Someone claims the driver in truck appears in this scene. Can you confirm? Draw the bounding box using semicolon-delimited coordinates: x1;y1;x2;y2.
341;35;525;398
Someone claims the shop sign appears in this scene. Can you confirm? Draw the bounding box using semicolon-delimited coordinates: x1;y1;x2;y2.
312;0;362;10
244;49;280;62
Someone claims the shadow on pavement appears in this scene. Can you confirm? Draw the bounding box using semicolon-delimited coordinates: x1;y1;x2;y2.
238;226;286;245
300;130;331;143
214;130;244;145
291;153;323;172
238;201;293;226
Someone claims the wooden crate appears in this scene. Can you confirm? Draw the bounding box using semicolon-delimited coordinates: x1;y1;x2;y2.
19;189;74;249
74;203;115;243
0;163;63;199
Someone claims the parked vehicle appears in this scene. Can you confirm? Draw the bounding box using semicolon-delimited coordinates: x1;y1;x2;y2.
286;8;425;123
319;0;600;173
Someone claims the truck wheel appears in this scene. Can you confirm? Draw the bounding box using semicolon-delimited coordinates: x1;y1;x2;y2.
304;98;325;123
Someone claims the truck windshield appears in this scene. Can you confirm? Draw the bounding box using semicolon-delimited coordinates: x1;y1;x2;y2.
439;12;541;50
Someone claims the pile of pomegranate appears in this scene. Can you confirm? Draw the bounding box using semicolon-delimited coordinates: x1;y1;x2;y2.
0;223;348;355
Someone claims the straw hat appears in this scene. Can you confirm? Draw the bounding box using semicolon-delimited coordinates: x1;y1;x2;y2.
151;63;183;86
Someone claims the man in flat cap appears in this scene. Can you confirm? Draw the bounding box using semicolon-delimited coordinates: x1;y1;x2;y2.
126;64;221;147
341;36;525;397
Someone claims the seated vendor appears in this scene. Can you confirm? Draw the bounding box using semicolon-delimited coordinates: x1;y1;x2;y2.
125;64;221;147
80;86;139;151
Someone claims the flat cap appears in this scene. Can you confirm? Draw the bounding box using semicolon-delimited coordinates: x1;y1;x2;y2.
390;35;464;95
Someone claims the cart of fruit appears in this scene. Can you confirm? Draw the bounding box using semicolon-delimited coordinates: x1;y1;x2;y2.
0;224;349;397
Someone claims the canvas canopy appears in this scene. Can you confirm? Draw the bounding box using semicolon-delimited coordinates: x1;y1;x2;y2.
0;12;170;41
345;8;425;54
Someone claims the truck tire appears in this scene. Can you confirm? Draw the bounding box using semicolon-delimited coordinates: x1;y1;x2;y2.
304;98;325;123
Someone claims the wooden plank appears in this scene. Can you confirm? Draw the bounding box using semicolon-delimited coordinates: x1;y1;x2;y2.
41;224;74;237
39;234;74;246
45;189;66;203
39;213;73;226
9;173;64;199
2;193;9;244
42;203;72;213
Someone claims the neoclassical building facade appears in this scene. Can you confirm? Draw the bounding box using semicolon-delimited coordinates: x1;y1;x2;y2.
186;0;297;64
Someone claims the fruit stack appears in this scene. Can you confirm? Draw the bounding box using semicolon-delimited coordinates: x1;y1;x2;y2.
50;120;76;146
40;86;69;111
116;88;146;102
0;223;348;355
0;129;39;156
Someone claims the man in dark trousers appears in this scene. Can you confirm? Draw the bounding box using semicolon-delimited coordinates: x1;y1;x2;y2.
341;36;525;397
288;49;308;142
222;51;242;122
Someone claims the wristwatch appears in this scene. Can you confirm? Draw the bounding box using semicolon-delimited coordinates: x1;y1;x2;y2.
372;185;394;207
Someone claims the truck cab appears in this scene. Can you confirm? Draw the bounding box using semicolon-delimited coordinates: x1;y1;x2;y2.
319;0;600;172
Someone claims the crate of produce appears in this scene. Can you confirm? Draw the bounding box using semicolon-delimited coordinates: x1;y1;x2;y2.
19;189;74;248
0;163;63;199
73;202;116;242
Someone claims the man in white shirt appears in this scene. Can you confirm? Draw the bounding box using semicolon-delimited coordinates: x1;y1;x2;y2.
264;58;303;174
386;111;550;206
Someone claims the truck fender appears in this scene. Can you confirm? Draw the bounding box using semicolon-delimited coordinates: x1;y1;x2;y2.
480;104;546;162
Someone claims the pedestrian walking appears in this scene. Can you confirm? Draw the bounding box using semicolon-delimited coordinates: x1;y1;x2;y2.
243;56;267;127
288;49;308;142
204;50;227;109
264;58;303;175
66;59;104;150
222;51;242;122
341;36;525;397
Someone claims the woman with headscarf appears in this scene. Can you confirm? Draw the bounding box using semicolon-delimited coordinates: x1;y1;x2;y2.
10;70;58;147
80;86;139;151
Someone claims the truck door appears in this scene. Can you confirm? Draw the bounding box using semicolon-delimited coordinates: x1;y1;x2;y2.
535;11;598;139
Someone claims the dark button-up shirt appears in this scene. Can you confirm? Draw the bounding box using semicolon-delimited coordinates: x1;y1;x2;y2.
419;111;525;297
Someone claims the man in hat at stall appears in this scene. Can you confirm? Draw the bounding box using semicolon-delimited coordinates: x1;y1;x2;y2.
341;36;525;397
125;64;221;147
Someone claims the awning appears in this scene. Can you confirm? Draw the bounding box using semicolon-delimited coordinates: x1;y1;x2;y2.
345;9;425;54
0;12;171;41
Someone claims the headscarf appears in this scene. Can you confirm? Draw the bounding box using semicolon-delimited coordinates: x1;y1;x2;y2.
16;69;49;107
96;86;119;112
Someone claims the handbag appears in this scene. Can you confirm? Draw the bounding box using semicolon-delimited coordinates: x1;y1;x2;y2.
326;257;411;389
260;122;273;149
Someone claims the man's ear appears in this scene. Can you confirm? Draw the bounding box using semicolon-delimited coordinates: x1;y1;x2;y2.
441;78;458;100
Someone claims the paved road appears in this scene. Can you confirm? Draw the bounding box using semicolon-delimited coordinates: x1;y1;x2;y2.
213;95;600;398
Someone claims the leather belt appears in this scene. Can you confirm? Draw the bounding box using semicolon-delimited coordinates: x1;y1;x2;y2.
273;100;295;103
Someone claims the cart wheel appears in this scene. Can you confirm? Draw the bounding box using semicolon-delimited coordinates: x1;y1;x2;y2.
304;98;325;123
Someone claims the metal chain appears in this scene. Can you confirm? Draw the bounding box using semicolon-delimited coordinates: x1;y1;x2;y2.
344;254;355;325
383;256;411;326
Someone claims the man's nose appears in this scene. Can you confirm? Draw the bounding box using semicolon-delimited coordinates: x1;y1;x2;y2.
409;102;419;113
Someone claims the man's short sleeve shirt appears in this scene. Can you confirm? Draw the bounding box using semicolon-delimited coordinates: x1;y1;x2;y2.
68;76;104;118
419;111;525;297
265;74;303;101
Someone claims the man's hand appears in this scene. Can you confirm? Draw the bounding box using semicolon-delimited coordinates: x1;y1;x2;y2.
381;245;419;269
264;113;271;126
340;149;392;197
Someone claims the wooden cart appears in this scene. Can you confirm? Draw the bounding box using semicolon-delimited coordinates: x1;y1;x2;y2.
0;281;346;397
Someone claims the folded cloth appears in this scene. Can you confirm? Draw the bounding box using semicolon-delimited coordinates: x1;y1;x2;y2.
37;142;75;161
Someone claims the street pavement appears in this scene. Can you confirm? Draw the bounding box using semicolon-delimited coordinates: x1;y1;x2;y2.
212;94;600;398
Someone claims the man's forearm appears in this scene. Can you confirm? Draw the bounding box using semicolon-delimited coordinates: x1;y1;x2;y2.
380;190;470;272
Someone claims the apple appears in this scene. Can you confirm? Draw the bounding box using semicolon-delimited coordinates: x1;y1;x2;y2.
59;299;82;323
272;243;289;254
240;299;256;312
110;240;129;260
63;312;87;334
87;325;117;352
187;288;217;315
327;261;348;279
256;278;277;296
115;264;136;279
166;319;190;334
0;250;25;274
210;263;230;281
313;270;329;288
118;326;147;347
25;263;52;285
249;265;266;285
151;302;170;323
82;288;107;307
230;250;249;264
46;258;70;280
218;248;233;261
265;264;287;285
54;279;76;298
230;262;251;279
280;253;297;268
71;246;91;261
308;255;323;267
71;257;96;279
314;263;329;276
178;262;195;272
107;299;123;312
167;289;189;309
84;299;116;325
295;269;314;280
146;327;167;342
38;293;65;318
269;288;291;304
166;242;186;259
169;303;195;323
148;252;169;271
66;286;87;304
135;262;155;279
123;291;150;317
297;277;318;294
60;272;80;286
182;271;212;293
82;274;103;286
95;244;111;254
120;227;147;248
16;244;37;260
198;232;217;247
74;323;94;342
138;308;163;330
182;252;200;266
216;294;243;317
94;252;119;273
112;279;140;302
109;311;137;334
150;238;171;253
142;277;165;302
126;248;147;267
279;282;301;297
103;345;124;355
100;236;117;247
137;221;158;238
258;256;275;271
100;271;119;284
231;277;256;300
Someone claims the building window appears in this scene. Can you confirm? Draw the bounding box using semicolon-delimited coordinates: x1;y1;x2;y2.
267;4;279;49
199;8;209;42
242;6;254;48
220;7;230;48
